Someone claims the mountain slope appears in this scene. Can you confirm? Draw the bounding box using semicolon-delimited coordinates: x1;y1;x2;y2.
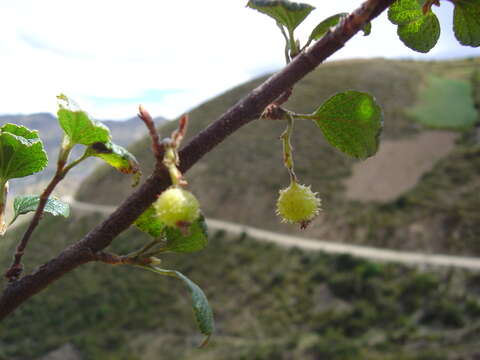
0;113;166;198
77;58;480;256
1;58;480;360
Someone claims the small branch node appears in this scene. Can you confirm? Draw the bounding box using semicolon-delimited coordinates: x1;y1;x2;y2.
4;263;23;282
261;104;290;121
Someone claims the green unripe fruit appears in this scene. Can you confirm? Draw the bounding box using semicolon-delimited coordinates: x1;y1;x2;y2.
154;187;200;227
276;182;321;226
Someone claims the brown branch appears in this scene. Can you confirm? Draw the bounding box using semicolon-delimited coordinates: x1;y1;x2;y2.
0;0;395;321
273;88;293;107
5;143;90;281
5;166;67;282
93;251;130;265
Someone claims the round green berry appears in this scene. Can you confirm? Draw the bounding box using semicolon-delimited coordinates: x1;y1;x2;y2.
154;187;200;227
276;182;321;225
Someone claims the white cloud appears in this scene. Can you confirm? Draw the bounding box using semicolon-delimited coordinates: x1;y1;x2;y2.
0;1;476;120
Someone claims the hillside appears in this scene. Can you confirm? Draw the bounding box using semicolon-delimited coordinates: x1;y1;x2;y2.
1;215;480;360
77;57;480;256
0;113;166;198
1;57;480;359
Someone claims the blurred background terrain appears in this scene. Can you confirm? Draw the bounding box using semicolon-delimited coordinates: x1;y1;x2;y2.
0;114;165;198
0;57;479;360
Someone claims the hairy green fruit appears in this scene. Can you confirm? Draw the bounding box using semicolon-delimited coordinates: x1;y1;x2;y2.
276;182;321;227
154;187;200;228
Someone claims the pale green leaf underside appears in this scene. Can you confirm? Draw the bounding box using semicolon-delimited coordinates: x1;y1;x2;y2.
1;123;40;140
247;0;315;32
388;0;440;53
10;195;70;225
309;13;348;42
87;141;140;175
453;0;480;47
57;94;110;146
144;266;215;344
57;109;110;146
164;215;208;253
0;125;48;181
311;91;383;159
134;206;166;238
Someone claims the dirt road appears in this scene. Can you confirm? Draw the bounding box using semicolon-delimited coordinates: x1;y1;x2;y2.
64;197;480;270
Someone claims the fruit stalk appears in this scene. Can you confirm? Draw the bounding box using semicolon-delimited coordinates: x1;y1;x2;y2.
280;116;297;183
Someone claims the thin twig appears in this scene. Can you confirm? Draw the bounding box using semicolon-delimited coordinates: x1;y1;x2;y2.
5;155;82;281
4;173;64;281
93;251;131;265
138;105;163;161
171;115;188;148
93;251;153;266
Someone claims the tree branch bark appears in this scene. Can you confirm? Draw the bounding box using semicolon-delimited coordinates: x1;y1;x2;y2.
0;0;395;320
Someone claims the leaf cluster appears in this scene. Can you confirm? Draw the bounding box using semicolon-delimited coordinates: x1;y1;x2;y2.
388;0;480;53
0;95;141;235
0;124;47;184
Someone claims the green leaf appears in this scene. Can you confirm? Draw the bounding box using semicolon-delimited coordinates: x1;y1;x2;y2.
308;13;348;42
453;0;480;47
144;266;214;345
388;0;440;53
247;0;315;32
1;123;42;140
0;124;48;181
86;141;140;176
308;91;383;159
164;215;208;253
0;123;47;235
134;206;165;238
57;94;111;146
10;195;70;226
362;21;372;36
174;270;214;346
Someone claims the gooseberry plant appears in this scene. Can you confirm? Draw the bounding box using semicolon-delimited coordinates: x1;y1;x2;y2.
0;0;478;346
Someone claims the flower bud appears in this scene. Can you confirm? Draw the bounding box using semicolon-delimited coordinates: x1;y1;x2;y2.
154;187;200;228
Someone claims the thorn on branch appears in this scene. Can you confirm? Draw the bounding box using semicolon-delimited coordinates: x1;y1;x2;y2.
138;105;163;162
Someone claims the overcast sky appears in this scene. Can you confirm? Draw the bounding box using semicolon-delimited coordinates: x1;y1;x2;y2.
0;1;478;120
